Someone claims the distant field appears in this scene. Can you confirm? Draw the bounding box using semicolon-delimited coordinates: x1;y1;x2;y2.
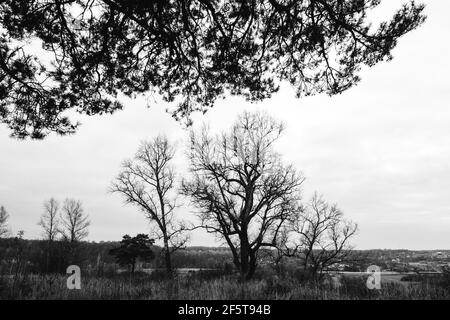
337;272;415;286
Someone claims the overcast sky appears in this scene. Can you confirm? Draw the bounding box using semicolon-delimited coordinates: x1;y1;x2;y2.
1;1;449;250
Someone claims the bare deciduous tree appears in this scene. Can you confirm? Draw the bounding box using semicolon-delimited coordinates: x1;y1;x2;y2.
0;205;10;238
111;135;188;275
38;198;60;242
38;198;61;272
280;193;358;280
60;199;90;242
182;111;304;281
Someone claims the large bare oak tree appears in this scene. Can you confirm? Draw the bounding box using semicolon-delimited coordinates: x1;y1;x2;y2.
182;111;304;280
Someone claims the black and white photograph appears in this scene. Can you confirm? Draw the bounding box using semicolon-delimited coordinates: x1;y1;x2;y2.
0;0;449;309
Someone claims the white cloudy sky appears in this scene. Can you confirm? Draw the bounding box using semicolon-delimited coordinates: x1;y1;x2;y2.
1;1;449;250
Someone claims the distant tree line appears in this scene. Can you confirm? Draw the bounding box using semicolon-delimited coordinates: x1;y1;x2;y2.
0;238;239;276
0;237;117;275
0;198;91;274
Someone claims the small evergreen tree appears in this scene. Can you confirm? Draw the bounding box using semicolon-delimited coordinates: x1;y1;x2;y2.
109;234;155;274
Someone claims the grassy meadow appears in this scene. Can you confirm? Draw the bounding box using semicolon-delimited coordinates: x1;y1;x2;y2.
1;270;450;300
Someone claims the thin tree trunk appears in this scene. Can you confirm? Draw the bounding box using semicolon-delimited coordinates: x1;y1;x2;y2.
163;237;172;276
131;258;136;275
45;240;50;273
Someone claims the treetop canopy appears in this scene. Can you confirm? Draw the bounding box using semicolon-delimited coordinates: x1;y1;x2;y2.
0;0;426;138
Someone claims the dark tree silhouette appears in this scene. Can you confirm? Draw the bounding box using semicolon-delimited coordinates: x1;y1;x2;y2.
109;234;155;274
182;111;304;280
0;0;425;138
111;135;189;276
38;198;60;242
38;198;61;272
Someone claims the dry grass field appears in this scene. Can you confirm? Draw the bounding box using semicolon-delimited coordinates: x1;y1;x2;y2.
1;271;449;300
